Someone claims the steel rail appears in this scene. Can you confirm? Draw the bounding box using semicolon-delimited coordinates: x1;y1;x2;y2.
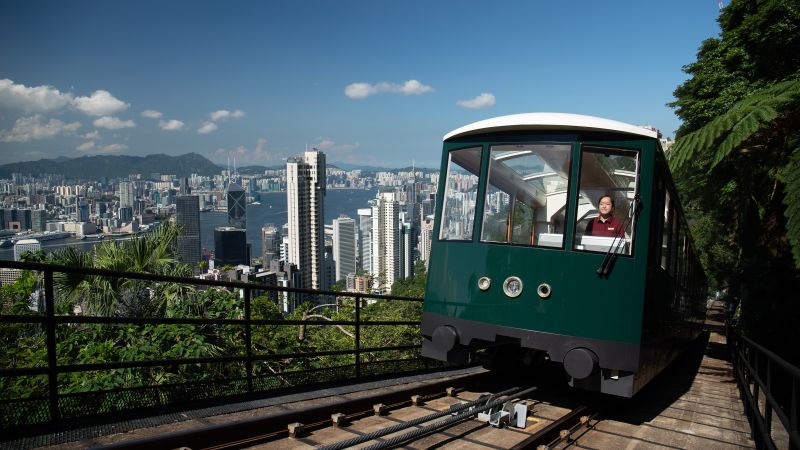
92;370;490;450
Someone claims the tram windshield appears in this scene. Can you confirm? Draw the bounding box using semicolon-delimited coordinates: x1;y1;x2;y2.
573;146;639;255
439;147;481;240
480;143;572;247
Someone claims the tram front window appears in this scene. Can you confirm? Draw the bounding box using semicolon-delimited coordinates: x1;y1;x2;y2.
573;146;639;255
480;143;572;247
439;147;482;241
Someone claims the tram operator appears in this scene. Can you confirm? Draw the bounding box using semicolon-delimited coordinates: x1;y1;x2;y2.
585;194;624;237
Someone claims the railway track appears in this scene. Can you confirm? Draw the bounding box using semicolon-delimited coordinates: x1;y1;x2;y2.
96;370;596;450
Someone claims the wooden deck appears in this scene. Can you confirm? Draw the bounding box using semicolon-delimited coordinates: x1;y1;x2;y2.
563;300;754;449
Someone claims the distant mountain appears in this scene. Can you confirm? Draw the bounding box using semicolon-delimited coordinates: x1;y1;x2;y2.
330;162;438;172
0;153;221;179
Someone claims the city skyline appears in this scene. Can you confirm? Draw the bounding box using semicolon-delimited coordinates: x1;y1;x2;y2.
1;1;722;168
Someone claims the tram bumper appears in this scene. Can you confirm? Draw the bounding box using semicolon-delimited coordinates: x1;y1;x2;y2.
422;325;471;364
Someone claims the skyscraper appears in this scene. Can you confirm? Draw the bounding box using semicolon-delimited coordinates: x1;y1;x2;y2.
286;150;326;290
357;207;372;273
119;181;135;209
371;191;400;292
226;183;246;229
175;195;201;267
261;224;280;265
214;227;248;266
333;214;356;282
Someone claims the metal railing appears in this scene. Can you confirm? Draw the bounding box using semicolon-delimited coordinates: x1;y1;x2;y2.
0;260;437;430
727;324;800;450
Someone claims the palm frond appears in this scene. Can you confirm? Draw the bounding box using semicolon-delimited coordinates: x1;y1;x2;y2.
783;147;800;268
670;78;800;171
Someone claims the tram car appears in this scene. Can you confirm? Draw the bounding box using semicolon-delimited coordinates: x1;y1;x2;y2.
421;113;706;397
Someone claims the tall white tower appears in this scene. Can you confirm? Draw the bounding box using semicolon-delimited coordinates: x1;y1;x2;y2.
333;215;356;282
286;150;326;290
371;191;400;292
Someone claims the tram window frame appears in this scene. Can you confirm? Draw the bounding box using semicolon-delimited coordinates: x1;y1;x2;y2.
661;191;672;271
478;142;573;248
438;146;482;242
572;145;640;256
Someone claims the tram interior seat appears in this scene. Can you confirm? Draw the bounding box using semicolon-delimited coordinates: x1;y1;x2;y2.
578;235;629;253
537;233;563;248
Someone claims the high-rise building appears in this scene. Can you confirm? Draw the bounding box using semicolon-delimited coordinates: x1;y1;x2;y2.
214;227;248;267
286;150;326;290
175;195;201;267
77;199;89;222
357;207;372;274
226;183;246;229
119;181;135;209
333;215;356;282
419;215;435;269
371;191;400;291
14;239;41;261
118;206;133;223
261;224;280;265
31;209;47;232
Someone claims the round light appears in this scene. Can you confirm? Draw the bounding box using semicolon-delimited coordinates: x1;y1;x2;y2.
503;276;523;298
537;283;552;299
478;277;491;291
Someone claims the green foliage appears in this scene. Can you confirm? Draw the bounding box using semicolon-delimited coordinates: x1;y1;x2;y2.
669;0;800;362
670;79;800;171
390;260;427;298
1;223;428;426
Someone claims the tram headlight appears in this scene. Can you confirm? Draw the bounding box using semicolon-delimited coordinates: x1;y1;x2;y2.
502;276;523;298
478;277;491;291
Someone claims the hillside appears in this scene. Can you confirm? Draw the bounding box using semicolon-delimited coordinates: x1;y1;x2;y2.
0;153;220;179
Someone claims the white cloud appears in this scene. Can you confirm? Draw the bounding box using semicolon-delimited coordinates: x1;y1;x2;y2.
0;115;81;142
141;109;163;119
197;122;218;134
212;137;287;165
97;143;128;153
0;79;73;113
344;79;434;99
158;119;185;131
76;141;95;152
310;137;362;163
456;93;496;109
209;109;245;121
82;130;100;140
93;116;136;130
72;90;129;116
313;137;360;153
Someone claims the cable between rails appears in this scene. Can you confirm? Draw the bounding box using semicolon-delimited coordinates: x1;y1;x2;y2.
319;385;537;450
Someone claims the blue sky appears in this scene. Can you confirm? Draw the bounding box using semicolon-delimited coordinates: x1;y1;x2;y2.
0;1;722;168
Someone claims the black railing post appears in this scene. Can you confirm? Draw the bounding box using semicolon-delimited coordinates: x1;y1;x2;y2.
244;287;253;393
355;294;361;379
766;359;773;441
44;269;59;422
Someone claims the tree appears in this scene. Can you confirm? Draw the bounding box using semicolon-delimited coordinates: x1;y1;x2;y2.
668;0;800;362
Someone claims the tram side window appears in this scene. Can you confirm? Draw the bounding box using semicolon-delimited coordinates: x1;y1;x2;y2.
573;146;639;255
661;192;672;270
439;147;482;241
480;143;572;247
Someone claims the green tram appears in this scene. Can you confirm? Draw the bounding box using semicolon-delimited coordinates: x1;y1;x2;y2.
421;113;706;397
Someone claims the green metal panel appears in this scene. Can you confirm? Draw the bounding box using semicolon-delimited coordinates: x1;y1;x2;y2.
425;134;656;346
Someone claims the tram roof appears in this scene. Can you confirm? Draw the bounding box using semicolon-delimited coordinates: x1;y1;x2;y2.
443;113;658;141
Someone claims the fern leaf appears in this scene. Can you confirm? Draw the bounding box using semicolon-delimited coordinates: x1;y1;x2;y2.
670;78;800;172
783;148;800;268
712;105;779;167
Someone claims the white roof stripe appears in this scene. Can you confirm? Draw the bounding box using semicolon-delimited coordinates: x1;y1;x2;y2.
443;112;658;141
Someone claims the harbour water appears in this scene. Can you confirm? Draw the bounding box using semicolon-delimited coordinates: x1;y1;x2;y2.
0;188;377;261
